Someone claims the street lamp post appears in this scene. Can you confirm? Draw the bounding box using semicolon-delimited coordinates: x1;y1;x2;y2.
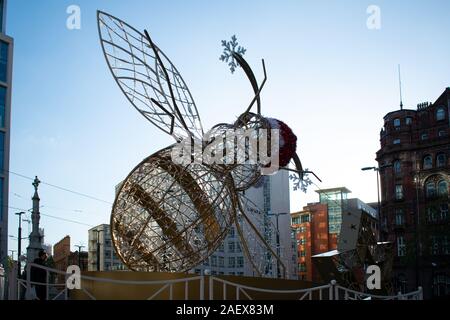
15;211;26;277
267;211;288;279
93;229;104;271
361;164;392;241
9;250;16;261
75;245;85;269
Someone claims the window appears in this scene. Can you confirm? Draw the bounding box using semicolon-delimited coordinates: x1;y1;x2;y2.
300;250;306;257
0;0;4;34
439;130;447;137
393;118;401;129
228;242;235;253
437;154;446;168
299;238;306;245
436;107;446;121
0;41;8;83
397;274;407;293
395;209;404;226
426;182;436;198
218;243;224;252
236;242;242;253
423;155;433;169
405;117;413;125
438;180;448;197
443;236;450;255
228;227;235;238
0;86;5;128
0;131;3;171
397;236;406;257
395;184;403;200
236;256;244;268
228;257;235;268
440;203;448;220
218;256;224;268
394;160;401;174
393;139;401;145
431;236;439;255
301;214;310;223
427;206;439;222
211;255;217;267
421;133;429;140
299;263;307;272
291;217;300;225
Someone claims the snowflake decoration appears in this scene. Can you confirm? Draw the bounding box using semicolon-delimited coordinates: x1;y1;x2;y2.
220;35;247;74
289;169;313;193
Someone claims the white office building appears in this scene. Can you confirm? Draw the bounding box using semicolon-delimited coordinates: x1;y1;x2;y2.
88;224;127;271
192;170;297;279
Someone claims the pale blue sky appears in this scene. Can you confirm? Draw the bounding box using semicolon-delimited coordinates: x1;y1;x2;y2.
6;0;450;253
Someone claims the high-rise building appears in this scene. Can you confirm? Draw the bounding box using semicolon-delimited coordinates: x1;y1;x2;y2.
0;0;13;266
88;224;127;271
291;187;377;282
376;88;449;299
192;171;297;279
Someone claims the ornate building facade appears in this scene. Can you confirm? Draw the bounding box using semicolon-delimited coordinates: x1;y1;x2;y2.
376;88;449;299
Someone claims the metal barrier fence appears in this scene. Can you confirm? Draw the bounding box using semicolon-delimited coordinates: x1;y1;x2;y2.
208;276;334;300
11;263;423;300
0;266;5;300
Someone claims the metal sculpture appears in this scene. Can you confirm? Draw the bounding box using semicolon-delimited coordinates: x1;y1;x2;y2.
97;11;312;275
312;209;394;293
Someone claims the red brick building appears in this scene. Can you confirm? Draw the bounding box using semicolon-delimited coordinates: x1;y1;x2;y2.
376;88;449;299
53;235;88;282
292;187;377;282
291;203;337;281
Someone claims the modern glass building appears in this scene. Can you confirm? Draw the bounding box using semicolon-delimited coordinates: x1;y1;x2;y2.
0;0;13;266
316;187;351;234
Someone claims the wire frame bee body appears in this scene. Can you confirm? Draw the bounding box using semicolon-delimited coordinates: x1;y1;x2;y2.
98;11;307;276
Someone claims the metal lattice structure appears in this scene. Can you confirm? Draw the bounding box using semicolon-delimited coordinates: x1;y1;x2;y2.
312;210;394;293
98;11;310;275
112;147;236;271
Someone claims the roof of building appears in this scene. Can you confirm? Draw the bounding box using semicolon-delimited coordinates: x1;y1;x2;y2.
315;187;351;194
433;87;450;106
88;224;109;232
383;87;449;119
312;250;340;257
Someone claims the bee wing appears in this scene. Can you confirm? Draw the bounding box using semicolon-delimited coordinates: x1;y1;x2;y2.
97;11;204;141
235;193;287;278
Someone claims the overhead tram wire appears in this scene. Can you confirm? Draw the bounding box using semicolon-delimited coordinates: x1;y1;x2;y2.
5;169;113;205
6;168;362;224
10;192;104;217
7;205;95;228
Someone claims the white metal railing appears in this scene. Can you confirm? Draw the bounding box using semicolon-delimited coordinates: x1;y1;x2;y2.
334;285;423;300
12;263;423;300
208;276;334;300
0;267;5;300
18;263;204;300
